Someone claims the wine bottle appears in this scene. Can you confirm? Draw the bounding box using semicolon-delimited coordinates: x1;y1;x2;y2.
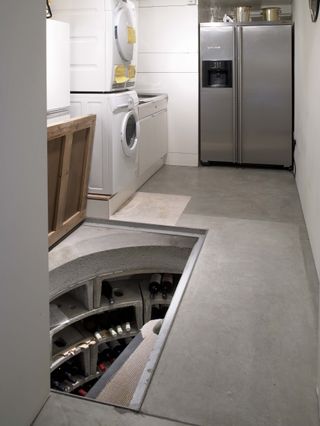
116;325;123;335
77;388;87;397
109;341;123;358
149;273;161;298
108;327;117;338
100;346;114;363
161;273;174;299
118;339;127;350
54;366;76;385
64;370;77;384
94;329;104;341
65;361;83;378
98;361;107;372
124;322;131;332
98;342;109;353
102;280;114;305
51;379;72;393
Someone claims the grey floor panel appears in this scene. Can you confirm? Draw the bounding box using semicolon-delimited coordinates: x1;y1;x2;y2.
33;393;197;426
141;216;319;426
140;166;304;224
44;166;319;426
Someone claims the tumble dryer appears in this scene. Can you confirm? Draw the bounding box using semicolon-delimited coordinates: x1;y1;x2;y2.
70;91;140;195
52;0;137;92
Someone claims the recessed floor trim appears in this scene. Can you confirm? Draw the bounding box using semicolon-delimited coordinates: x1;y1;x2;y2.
129;231;206;410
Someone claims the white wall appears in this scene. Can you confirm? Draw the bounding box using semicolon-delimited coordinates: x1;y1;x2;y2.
293;0;320;400
293;1;320;279
136;0;199;166
0;2;50;425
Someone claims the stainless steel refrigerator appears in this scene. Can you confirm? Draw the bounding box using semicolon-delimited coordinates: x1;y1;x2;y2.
200;23;292;167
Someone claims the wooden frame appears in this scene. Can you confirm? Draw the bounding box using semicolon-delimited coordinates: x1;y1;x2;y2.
47;115;96;247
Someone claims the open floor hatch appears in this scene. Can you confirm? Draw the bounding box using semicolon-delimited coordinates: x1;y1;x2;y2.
49;219;206;410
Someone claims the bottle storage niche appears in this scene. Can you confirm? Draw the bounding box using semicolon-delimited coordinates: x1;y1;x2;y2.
50;280;94;333
50;272;181;396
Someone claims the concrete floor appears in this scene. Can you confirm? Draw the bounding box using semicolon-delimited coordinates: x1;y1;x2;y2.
140;166;304;225
36;165;319;426
138;166;319;425
33;393;193;426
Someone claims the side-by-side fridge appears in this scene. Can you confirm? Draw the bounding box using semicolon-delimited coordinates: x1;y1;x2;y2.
200;23;292;167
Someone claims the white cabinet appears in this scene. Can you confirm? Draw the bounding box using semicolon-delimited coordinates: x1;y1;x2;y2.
52;0;138;92
136;1;198;166
136;73;198;166
138;5;198;53
46;20;70;113
139;109;168;177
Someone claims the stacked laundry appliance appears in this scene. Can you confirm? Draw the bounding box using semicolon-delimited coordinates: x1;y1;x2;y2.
52;0;139;196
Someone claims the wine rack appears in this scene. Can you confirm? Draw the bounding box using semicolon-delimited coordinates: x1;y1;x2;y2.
140;276;178;323
50;272;181;395
51;323;94;372
50;280;94;334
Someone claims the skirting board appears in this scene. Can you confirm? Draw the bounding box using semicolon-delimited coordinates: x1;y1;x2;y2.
317;386;320;422
165;152;198;167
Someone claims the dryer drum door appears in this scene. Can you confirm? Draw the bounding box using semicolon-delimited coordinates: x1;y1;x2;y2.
121;111;140;157
115;6;135;63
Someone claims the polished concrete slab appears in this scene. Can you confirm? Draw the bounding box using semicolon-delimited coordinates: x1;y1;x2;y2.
33;393;196;426
136;166;319;426
140;166;304;225
141;215;319;426
42;165;319;426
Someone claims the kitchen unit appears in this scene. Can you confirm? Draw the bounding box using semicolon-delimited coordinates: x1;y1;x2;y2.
52;0;141;205
136;1;198;167
46;19;70;123
138;94;168;178
70;91;140;196
51;0;137;92
200;23;292;167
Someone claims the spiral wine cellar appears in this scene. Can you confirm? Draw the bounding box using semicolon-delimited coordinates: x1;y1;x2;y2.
49;219;205;409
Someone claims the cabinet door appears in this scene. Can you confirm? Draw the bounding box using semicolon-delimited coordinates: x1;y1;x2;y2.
139;110;168;177
52;0;107;92
138;5;198;54
240;25;292;166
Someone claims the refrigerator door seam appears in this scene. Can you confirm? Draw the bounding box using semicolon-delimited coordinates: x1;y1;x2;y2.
237;26;243;164
232;26;237;163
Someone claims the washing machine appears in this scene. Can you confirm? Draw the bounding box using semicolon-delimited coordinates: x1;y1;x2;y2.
52;0;137;92
70;91;139;195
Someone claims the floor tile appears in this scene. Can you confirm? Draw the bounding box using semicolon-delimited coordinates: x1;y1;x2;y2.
110;192;191;226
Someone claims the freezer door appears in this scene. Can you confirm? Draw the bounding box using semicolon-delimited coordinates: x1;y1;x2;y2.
200;25;236;163
239;25;292;166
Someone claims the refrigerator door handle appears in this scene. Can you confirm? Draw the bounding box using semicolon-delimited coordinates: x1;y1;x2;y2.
232;26;237;163
237;26;243;164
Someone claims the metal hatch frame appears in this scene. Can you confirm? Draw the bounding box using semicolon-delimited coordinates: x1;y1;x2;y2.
51;218;207;412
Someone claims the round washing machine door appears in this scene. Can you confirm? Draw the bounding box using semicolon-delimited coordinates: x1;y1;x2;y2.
121;110;140;157
115;4;135;62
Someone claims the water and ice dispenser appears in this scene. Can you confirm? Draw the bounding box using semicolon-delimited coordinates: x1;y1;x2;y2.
202;60;233;88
